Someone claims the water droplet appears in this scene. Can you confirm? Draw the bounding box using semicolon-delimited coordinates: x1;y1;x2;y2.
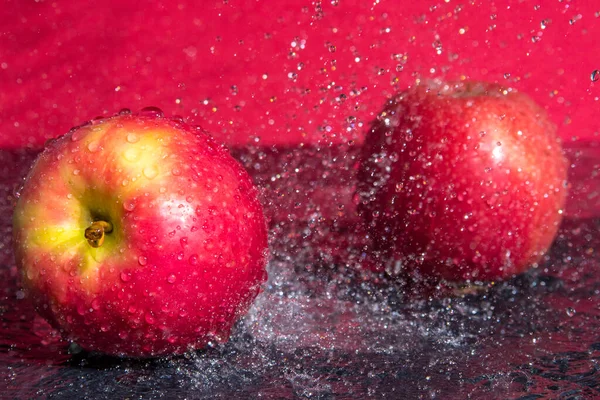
72;169;80;176
139;106;164;118
189;254;199;265
91;298;101;310
123;148;140;162
167;274;177;284
143;165;159;179
76;304;86;315
120;271;131;282
591;70;600;82
87;141;101;153
118;331;128;340
145;313;156;324
540;19;550;30
123;200;136;211
12;185;22;199
118;108;132;115
138;256;147;266
71;130;84;141
171;167;182;176
566;307;576;317
126;133;139;143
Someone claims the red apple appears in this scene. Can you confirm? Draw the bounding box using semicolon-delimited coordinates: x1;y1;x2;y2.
357;80;568;282
12;110;268;357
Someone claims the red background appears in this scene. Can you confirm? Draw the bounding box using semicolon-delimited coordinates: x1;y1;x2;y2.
1;0;599;150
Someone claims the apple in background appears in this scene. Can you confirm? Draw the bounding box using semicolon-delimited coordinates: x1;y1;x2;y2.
12;109;268;357
357;80;568;283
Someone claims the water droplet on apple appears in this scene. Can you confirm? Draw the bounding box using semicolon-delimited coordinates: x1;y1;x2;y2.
172;167;182;176
189;254;199;265
71;130;84;141
143;165;159;179
139;106;164;118
87;140;101;153
123;148;140;162
138;256;147;266
73;169;80;176
76;304;86;315
123;200;136;211
118;108;132;115
100;324;110;332
167;274;177;284
144;313;156;324
128;305;137;314
91;298;101;310
120;271;131;282
126;132;139;143
118;331;128;340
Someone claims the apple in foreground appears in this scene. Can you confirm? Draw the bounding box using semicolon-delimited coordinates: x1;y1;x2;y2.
357;80;568;282
12;110;268;357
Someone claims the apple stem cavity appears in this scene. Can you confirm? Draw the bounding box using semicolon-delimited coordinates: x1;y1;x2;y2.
84;220;113;248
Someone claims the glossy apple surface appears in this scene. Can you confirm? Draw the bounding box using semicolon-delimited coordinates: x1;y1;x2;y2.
357;80;568;282
12;111;268;357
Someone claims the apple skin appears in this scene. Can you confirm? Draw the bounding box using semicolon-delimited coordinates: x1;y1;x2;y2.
12;111;268;357
357;80;568;282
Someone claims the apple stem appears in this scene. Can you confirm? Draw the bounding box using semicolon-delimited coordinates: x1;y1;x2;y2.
85;220;113;248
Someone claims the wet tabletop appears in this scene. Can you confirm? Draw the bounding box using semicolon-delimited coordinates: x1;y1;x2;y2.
1;1;600;399
1;143;599;399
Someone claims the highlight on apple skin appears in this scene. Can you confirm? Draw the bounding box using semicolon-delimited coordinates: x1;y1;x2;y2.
357;80;568;283
12;109;269;357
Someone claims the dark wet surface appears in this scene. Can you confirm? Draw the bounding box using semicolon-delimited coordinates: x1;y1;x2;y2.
1;142;599;399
